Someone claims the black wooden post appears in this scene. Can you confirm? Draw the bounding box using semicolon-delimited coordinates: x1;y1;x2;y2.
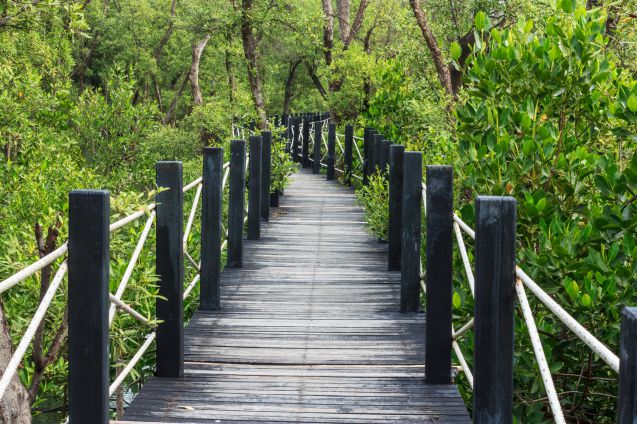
400;152;422;313
313;120;322;174
227;140;246;267
200;148;223;311
261;131;272;221
248;135;262;240
619;307;637;423
344;124;353;184
155;161;184;378
293;117;301;163
474;196;517;424
388;145;405;271
369;131;377;176
327;123;336;180
372;134;383;176
285;116;292;153
425;165;453;384
302;118;310;168
363;128;371;185
68;190;109;424
382;140;392;176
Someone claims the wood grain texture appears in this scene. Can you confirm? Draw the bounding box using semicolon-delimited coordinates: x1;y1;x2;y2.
123;169;470;423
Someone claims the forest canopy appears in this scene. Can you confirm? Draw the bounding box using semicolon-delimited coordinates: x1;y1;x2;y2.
1;0;637;422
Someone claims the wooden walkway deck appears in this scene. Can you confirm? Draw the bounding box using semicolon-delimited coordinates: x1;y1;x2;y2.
120;169;470;423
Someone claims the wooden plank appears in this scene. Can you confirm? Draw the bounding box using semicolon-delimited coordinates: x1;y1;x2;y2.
123;170;470;423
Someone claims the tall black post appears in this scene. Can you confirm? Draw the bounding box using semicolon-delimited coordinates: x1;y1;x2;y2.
400;152;422;313
261;131;272;221
200;148;223;311
474;196;517;424
248;136;262;240
285;116;292;153
155;161;184;377
292;118;301;162
344;124;353;184
425;166;453;384
382;140;392;175
363;128;371;185
327;123;336;180
372;134;383;176
313;120;322;174
227;140;246;267
68;190;109;424
618;307;637;423
302;118;310;168
388;145;405;271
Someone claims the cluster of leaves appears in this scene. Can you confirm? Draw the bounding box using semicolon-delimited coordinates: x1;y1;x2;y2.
356;172;389;240
452;3;637;422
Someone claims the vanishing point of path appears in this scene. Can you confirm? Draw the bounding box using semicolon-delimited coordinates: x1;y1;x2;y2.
118;169;471;423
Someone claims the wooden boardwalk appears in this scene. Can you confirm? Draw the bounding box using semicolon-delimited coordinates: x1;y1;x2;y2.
121;169;470;423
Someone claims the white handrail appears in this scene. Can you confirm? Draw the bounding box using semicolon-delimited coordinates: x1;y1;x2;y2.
453;222;475;296
183;183;203;248
109;294;153;327
109;332;156;396
515;279;565;423
109;211;156;326
0;243;68;294
0;261;68;400
183;177;202;193
516;266;620;373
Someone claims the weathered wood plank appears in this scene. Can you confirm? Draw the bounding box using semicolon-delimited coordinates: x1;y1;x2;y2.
123;169;470;423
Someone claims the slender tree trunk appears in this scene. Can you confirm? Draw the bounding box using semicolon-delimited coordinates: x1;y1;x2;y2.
74;0;111;92
304;62;327;99
151;0;177;111
164;69;190;124
336;0;351;43
224;33;237;103
189;35;211;106
154;0;177;63
408;0;454;96
0;301;31;423
344;0;370;49
362;25;375;112
321;0;334;66
449;29;474;95
240;0;267;128
283;59;301;115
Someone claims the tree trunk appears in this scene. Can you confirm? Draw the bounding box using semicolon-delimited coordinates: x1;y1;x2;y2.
240;0;267;128
304;62;327;99
164;69;190;125
321;0;334;66
344;0;369;49
0;301;31;424
153;0;177;63
189;35;211;106
225;33;237;103
449;29;474;95
336;0;350;43
362;25;375;112
74;0;111;92
283;59;301;115
408;0;453;96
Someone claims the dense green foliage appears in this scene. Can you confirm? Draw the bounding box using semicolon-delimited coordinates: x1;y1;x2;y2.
452;4;637;421
1;0;636;421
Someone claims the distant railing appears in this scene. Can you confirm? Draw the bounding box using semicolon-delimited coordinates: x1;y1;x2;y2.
0;122;290;422
288;118;637;423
